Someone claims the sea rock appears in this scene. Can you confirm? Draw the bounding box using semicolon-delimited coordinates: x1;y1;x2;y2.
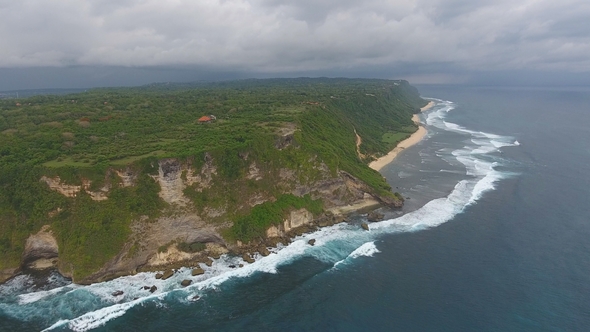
259;247;270;256
317;217;331;227
149;285;157;293
361;223;370;231
142;286;151;290
203;258;214;267
334;215;347;224
161;269;174;280
308;239;316;246
191;267;204;276
242;253;255;264
238;264;244;268
155;273;163;279
112;290;124;296
180;279;192;287
367;212;384;222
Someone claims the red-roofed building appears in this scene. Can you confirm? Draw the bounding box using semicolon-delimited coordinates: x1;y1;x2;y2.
198;115;212;123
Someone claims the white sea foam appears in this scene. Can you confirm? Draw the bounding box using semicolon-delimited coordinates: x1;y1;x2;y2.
349;242;380;259
333;241;380;267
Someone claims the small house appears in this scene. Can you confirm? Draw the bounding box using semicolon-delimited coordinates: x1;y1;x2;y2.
198;115;212;123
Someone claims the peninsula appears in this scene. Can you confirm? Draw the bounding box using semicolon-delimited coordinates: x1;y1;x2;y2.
0;78;428;284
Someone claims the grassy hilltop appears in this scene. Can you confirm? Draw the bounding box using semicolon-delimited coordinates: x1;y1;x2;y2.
0;78;427;281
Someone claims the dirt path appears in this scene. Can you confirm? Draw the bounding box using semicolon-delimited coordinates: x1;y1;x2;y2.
354;128;364;160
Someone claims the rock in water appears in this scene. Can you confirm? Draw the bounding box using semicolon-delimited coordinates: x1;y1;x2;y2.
191;267;204;276
361;223;370;231
204;258;214;267
308;239;316;246
111;290;124;296
155;273;163;279
149;285;157;293
259;247;270;256
367;212;384;222
334;215;347;224
180;279;192;287
161;269;174;280
242;253;255;264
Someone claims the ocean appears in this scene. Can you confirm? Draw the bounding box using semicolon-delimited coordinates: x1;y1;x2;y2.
1;85;590;331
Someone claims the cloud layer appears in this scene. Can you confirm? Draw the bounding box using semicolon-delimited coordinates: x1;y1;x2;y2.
1;0;589;85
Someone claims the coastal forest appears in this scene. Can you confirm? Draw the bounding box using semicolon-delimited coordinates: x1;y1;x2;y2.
0;78;427;282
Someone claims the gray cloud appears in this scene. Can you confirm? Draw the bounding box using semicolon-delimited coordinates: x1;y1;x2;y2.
0;0;589;88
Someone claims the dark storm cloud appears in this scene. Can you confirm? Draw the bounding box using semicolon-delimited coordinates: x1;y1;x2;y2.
0;0;589;88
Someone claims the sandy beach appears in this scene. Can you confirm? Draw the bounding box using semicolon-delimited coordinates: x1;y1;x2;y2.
368;101;434;171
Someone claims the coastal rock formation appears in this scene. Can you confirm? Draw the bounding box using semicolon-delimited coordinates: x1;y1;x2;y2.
40;176;81;198
149;156;217;205
40;176;109;201
152;159;189;205
367;211;385;222
161;269;174;280
22;225;59;270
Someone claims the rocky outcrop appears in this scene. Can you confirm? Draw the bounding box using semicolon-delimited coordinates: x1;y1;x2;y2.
242;253;255;264
274;123;297;150
76;213;226;284
191;267;204;276
150;156;217;205
247;163;262;180
152;159;189;205
0;268;18;284
161;269;174;280
367;211;385;222
40;176;109;201
115;169;137;187
265;208;314;238
285;208;313;232
22;225;59;270
40;176;81;198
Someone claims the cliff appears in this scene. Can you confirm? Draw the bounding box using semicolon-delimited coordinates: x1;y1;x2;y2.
0;78;427;284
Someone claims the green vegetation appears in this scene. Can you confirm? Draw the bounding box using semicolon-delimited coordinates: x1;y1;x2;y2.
229;194;323;242
0;78;427;279
177;241;207;253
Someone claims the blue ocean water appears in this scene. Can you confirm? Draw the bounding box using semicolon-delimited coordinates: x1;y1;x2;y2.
1;85;590;331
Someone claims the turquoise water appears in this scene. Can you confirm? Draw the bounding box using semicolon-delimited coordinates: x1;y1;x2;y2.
1;85;590;331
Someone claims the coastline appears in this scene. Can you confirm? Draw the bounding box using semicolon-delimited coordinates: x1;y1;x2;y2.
0;101;435;286
368;101;433;171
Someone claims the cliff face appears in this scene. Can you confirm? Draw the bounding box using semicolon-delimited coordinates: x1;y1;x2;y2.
76;155;392;284
21;149;395;284
22;225;59;270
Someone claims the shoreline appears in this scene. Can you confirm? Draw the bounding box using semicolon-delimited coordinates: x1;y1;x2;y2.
368;101;433;171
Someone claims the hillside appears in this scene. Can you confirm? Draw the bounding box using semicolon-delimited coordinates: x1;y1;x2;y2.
0;78;427;283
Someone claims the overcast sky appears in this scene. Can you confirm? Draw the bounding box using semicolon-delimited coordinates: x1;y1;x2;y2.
1;0;589;90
